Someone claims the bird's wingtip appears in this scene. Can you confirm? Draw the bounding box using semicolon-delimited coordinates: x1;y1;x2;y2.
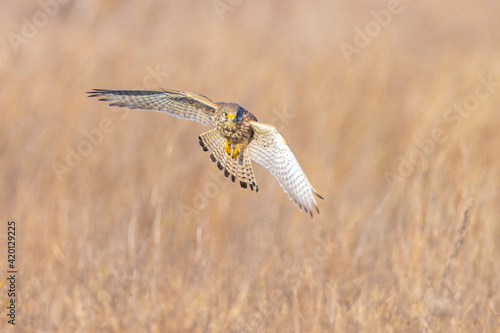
86;89;107;97
313;190;324;200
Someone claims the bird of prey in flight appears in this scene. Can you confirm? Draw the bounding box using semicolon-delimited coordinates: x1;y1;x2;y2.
87;88;323;217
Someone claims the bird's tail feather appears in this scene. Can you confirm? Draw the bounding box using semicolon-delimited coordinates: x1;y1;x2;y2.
224;153;238;183
198;129;224;154
198;130;258;191
238;150;258;192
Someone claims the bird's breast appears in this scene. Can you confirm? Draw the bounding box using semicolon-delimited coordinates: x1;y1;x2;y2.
217;121;253;145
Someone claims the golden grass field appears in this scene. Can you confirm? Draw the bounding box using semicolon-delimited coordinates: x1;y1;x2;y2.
2;1;500;332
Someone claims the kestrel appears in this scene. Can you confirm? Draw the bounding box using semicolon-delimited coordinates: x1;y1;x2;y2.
87;89;323;216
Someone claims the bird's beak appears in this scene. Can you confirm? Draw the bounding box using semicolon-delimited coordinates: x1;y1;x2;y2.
229;114;236;122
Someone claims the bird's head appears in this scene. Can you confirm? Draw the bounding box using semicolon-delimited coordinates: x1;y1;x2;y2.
221;103;243;123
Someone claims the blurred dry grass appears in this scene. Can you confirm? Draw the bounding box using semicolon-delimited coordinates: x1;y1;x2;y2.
1;0;500;332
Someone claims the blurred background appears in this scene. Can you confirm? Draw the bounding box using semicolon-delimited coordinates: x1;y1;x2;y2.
1;0;500;331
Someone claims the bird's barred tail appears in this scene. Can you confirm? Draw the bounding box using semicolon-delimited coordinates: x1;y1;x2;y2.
238;150;258;192
198;130;258;192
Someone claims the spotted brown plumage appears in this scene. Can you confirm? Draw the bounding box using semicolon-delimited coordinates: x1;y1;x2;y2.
87;88;323;217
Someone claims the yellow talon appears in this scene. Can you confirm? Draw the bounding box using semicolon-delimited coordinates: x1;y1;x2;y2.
225;140;231;156
231;144;240;158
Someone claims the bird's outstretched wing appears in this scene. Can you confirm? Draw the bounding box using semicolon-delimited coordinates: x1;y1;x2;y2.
87;89;218;125
247;122;323;217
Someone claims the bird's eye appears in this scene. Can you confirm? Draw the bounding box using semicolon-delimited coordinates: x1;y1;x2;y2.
224;112;228;117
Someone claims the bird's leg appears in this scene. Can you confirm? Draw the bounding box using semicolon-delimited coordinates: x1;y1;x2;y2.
231;144;240;159
224;139;231;156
